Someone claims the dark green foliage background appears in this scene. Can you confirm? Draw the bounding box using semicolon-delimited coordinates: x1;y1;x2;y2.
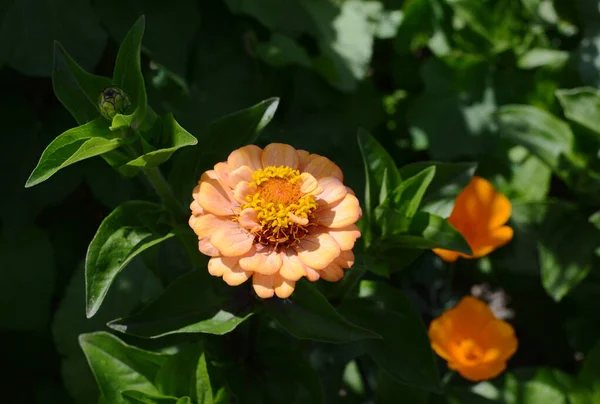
3;0;600;403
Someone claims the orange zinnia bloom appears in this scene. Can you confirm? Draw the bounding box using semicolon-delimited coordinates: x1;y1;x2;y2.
432;176;513;262
188;143;362;298
428;296;518;382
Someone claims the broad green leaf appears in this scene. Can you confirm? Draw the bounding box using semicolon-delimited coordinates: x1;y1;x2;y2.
53;261;162;404
256;33;312;68
538;203;599;301
80;332;167;404
154;344;213;404
108;269;252;337
501;368;571;404
0;0;106;76
111;16;148;131
122;391;184;404
52;42;113;125
378;211;472;255
0;227;54;330
169;97;279;204
117;114;197;176
262;279;380;343
85;201;174;317
497;105;574;169
375;371;429;404
570;341;600;403
518;48;569;70
340;282;440;392
556;88;600;136
576;0;600;88
375;166;436;236
398;161;477;218
25;117;123;188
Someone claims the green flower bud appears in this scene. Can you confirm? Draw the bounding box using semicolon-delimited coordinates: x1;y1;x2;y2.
98;86;132;120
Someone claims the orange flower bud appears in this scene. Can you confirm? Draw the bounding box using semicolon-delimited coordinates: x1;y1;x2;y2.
428;296;518;382
433;176;513;262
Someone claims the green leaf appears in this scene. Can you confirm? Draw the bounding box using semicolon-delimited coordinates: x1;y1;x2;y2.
398;161;477;218
25;117;123;188
497;105;574;169
0;227;54;330
108;269;252;337
256;33;312;68
518;48;570;70
262;279;380;343
556;88;600;136
117;114;197;176
537;203;599;301
375;166;436;236
378;211;472;254
570;341;600;403
0;0;106;76
375;371;429;404
79;332;168;404
122;391;184;404
85;201;175;318
169;97;279;204
111;16;148;131
52;42;113;125
154;344;213;404
340;281;440;392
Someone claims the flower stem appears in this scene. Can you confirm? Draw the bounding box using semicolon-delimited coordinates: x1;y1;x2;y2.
144;166;185;219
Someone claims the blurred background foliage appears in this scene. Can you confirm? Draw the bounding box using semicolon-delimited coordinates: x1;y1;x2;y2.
3;0;600;402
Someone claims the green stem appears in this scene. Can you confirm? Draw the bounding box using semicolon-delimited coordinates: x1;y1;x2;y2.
144;166;185;219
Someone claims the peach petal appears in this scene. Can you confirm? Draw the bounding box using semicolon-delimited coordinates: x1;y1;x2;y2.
238;247;282;275
189;200;204;216
328;224;361;251
316;177;347;206
228;145;263;172
233;181;257;204
298;172;319;194
280;250;308;281
198;178;237;216
316;194;362;229
252;273;275;298
297;149;312;170
296;233;340;270
210;226;254;257
228;165;254;188
207;257;227;277
304;266;320;282
261;143;299;169
238;208;261;231
303;155;343;181
335;250;355;268
214;162;230;187
198;238;220;256
190;214;232;239
274;275;295;298
208;256;251;286
319;262;344;282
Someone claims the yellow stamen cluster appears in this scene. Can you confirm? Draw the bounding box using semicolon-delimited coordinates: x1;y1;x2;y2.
241;166;318;248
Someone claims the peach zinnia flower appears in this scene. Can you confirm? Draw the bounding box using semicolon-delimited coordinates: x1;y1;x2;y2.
428;296;518;382
432;176;513;262
188;143;362;298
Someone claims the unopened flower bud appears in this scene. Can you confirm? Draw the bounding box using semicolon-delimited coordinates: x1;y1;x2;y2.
98;86;131;120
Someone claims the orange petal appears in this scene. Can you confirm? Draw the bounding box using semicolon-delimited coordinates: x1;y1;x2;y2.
303;155;343;180
316;177;347;206
448;297;497;338
252;273;276;298
198;238;220;256
298;172;320;194
210;226;254;257
190;214;231;239
319;262;344;282
228;145;263;172
316;194;362;228
228;165;254;188
478;319;518;362
296;233;340;270
274;274;296;298
428;318;454;361
280;249;307;281
197;177;237;216
488;193;512;229
328;224;361;251
432;248;461;262
470;226;514;258
238;247;282;275
261;143;299;169
450;360;507;382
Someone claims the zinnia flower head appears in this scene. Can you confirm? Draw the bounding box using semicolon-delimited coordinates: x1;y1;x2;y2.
432;176;513;262
428;296;518;382
188;143;362;298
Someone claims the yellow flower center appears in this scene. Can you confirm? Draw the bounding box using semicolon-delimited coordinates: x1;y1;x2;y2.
453;338;484;366
241;166;317;249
